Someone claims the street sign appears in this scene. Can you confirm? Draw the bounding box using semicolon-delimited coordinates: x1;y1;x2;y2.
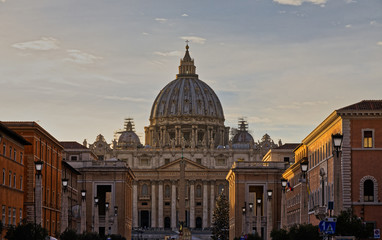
319;220;326;232
325;221;336;234
325;217;337;222
374;229;380;239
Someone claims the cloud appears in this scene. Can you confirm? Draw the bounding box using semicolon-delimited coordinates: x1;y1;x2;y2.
273;0;327;6
180;36;206;44
1;0;6;3
277;101;328;109
182;14;189;17
377;42;382;46
102;95;150;103
64;49;102;64
142;32;150;35
12;37;59;51
154;51;182;57
345;24;352;28
155;18;167;23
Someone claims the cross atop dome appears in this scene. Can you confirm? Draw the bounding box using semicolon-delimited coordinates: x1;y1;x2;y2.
177;42;198;78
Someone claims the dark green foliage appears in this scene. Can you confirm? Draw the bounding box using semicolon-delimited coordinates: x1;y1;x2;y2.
5;222;47;240
109;234;126;240
335;209;373;239
211;192;229;240
288;224;320;240
246;233;262;240
269;224;319;240
78;232;103;240
60;229;78;240
270;228;288;240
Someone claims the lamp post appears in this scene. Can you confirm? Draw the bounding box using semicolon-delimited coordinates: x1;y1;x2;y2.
81;190;86;233
105;202;110;236
61;178;69;232
280;178;287;227
34;161;43;225
256;197;262;238
114;206;118;235
94;197;99;233
242;205;246;235
332;133;343;216
267;190;273;240
300;158;309;224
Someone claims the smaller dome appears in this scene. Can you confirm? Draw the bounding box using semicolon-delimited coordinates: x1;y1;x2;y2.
117;118;141;148
231;118;254;149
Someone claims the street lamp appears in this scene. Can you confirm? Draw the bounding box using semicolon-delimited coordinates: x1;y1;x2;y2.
34;161;44;176
249;203;253;212
332;133;343;157
242;206;246;215
81;190;86;201
114;206;118;216
267;190;273;200
94;197;99;206
256;198;262;206
300;158;309;179
105;202;109;210
62;178;68;192
281;178;287;192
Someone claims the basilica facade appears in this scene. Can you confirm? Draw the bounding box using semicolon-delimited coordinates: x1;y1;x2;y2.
87;45;279;237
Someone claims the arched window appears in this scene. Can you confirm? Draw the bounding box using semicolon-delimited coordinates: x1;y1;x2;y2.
364;180;374;202
165;185;170;198
141;184;148;196
196;185;202;198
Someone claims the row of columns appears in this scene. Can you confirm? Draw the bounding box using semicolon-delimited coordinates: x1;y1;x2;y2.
132;180;216;230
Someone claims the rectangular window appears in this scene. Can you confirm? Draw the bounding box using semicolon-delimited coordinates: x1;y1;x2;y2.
284;157;290;162
216;158;226;166
2;169;5;185
8;207;11;225
14;150;16;161
20;176;23;190
19;209;22;223
70;155;78;161
20;152;23;164
363;130;373;148
13;174;16;188
3;143;5;155
2;205;5;225
12;208;15;225
196;158;202;165
9;171;12;187
9;146;12;158
140;158;149;166
165;158;170;165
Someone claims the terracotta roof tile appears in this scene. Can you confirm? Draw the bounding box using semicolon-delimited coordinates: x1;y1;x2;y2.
60;141;88;149
338;100;382;111
275;143;300;150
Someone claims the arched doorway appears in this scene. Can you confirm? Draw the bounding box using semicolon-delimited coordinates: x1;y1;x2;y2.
164;217;171;229
140;210;150;228
196;217;202;229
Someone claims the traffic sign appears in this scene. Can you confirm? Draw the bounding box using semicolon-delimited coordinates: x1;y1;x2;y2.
326;221;337;234
374;229;380;239
319;220;326;232
325;217;337;222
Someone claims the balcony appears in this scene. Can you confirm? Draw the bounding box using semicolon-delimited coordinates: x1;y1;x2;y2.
139;195;151;201
232;161;286;170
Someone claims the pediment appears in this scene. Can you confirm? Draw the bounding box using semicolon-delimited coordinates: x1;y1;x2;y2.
158;158;208;171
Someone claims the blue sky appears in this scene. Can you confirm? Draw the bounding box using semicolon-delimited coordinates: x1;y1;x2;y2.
1;0;381;145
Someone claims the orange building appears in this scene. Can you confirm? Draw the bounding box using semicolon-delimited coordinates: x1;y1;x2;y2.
3;122;64;237
283;100;382;232
0;122;31;239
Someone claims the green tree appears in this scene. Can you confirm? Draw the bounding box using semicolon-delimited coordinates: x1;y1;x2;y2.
270;228;288;240
288;224;320;240
335;209;373;239
5;222;47;240
211;192;229;240
60;228;78;240
78;232;103;240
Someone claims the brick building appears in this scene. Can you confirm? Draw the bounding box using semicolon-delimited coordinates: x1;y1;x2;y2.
282;100;382;231
3;122;64;237
0;122;31;239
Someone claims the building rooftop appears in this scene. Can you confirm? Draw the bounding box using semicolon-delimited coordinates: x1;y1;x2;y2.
338;100;382;111
60;141;88;149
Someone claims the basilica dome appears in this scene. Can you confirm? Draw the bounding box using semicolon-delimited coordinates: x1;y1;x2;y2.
149;45;224;125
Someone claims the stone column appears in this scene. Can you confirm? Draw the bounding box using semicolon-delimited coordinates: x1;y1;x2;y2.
35;174;42;225
61;190;68;232
300;179;308;224
151;181;157;228
280;190;286;228
132;182;138;228
171;181;177;230
333;150;343;216
81;198;86;233
210;181;215;227
190;181;195;229
202;181;208;229
105;206;110;235
158;181;164;229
